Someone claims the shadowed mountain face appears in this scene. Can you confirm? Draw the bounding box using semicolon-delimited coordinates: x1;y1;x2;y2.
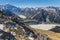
0;4;60;24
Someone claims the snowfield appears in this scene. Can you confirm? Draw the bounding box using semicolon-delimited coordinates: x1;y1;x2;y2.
0;24;4;30
29;24;60;30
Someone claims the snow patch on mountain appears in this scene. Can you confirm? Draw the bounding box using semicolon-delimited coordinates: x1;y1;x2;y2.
18;15;26;19
0;24;4;30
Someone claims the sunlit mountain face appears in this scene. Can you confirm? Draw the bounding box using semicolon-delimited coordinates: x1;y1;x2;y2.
0;4;60;24
0;4;21;16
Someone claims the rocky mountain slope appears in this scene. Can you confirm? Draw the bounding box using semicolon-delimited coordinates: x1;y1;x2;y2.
0;10;38;40
50;26;60;33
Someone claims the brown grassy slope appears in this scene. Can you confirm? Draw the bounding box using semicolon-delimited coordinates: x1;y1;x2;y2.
35;29;60;40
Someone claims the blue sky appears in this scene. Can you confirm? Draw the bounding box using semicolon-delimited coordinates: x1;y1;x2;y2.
0;0;60;8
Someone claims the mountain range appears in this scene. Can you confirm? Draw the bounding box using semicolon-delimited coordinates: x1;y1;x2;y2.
0;4;60;24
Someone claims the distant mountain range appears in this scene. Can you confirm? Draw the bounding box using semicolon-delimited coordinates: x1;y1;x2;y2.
0;4;60;24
